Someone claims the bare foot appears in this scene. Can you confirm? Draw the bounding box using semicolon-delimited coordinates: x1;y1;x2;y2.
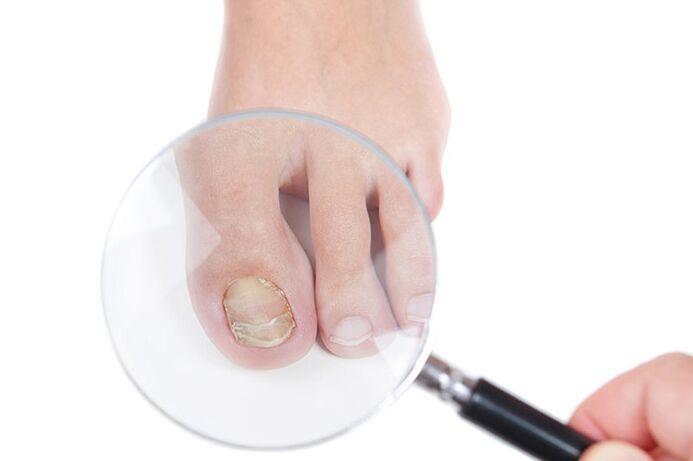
178;0;449;368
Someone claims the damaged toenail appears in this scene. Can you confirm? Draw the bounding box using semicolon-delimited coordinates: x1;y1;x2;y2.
406;293;434;323
223;277;295;348
330;316;373;346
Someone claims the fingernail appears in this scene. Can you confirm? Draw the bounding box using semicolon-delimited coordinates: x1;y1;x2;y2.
223;277;295;348
407;293;434;322
330;316;373;346
583;441;652;461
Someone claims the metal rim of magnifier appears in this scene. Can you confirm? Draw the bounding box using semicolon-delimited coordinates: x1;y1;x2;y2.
101;108;439;450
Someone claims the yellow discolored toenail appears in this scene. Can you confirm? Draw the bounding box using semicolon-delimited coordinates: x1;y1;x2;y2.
223;277;295;348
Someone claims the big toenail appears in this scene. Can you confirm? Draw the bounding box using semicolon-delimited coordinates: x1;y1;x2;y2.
329;316;373;346
223;277;295;348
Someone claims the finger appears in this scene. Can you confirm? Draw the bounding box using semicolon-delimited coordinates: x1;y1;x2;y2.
570;353;693;460
580;441;653;461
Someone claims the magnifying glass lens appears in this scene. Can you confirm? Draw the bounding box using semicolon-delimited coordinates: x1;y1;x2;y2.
102;111;436;448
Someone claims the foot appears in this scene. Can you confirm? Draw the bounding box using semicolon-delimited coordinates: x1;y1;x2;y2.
178;0;449;368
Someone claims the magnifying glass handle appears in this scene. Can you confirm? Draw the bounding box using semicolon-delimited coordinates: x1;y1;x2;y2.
417;355;595;461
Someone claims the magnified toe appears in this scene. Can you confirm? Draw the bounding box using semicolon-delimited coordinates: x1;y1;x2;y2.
308;150;397;358
183;202;317;369
176;130;317;369
379;177;436;336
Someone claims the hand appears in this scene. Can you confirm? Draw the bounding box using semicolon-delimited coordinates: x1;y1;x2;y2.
571;353;693;461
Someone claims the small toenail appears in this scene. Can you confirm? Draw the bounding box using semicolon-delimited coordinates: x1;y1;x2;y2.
406;293;434;323
223;277;295;348
402;323;424;337
329;316;373;346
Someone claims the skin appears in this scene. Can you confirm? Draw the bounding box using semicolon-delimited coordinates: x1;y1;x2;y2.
573;353;693;461
178;0;448;368
211;0;450;206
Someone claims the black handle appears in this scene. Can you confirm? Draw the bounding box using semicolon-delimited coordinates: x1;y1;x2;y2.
459;379;594;461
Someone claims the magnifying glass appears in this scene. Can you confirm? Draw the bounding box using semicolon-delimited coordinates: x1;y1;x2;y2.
102;110;594;460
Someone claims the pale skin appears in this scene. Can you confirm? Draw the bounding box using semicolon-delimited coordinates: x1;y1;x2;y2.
573;353;693;461
179;2;692;455
179;0;446;368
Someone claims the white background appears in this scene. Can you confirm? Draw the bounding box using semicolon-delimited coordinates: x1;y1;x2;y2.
0;1;691;459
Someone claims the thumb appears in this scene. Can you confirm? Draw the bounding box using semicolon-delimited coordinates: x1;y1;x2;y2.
581;441;653;461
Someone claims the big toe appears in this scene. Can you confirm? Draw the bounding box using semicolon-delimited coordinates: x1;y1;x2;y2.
176;129;317;369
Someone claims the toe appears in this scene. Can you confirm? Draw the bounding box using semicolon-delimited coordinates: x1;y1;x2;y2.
407;154;444;219
176;128;317;369
307;148;397;357
379;176;436;336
